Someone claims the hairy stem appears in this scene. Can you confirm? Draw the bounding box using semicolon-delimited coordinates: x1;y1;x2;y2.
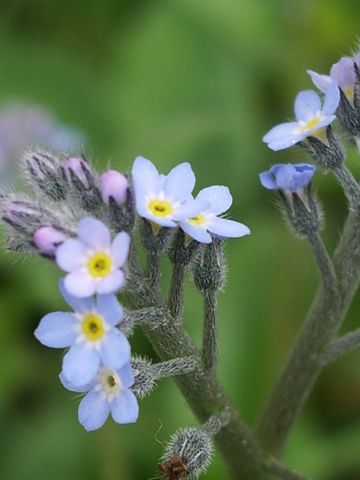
321;327;360;365
168;260;186;318
202;288;218;372
264;458;311;480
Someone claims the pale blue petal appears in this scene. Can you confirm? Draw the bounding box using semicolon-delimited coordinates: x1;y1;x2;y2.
141;213;177;227
267;134;304;151
34;312;77;348
110;389;139;424
118;362;134;388
96;270;125;294
79;391;110;431
100;330;131;369
96;294;123;326
330;57;355;88
64;272;95;298
307;70;332;93
111;232;130;268
294;90;321;122
132;156;161;197
163;162;195;202
196;186;232;215
59;372;94;393
59;278;94;313
208;218;250;238
62;343;100;386
322;82;340;116
77;218;111;249
259;171;277;189
274;164;298;190
180;221;212;244
56;239;87;272
173;199;209;221
263;122;299;143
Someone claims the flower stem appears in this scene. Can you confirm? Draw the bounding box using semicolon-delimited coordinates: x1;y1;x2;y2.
321;328;360;365
202;288;218;372
264;458;310;480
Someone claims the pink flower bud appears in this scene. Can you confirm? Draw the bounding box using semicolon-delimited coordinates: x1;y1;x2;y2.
64;156;89;184
33;226;67;257
99;170;128;205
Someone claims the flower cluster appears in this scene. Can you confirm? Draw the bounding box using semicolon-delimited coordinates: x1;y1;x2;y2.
0;150;251;434
132;156;250;243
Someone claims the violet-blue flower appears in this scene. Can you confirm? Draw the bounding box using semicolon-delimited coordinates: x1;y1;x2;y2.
131;156;207;228
263;82;340;151
60;362;139;431
259;163;315;192
34;281;131;386
56;217;130;297
308;55;360;102
179;186;250;243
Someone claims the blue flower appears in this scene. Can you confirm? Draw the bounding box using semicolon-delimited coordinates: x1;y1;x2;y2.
308;55;359;102
60;362;139;431
131;156;206;228
56;217;130;297
179;186;250;243
263;82;340;151
259;163;315;191
34;281;131;386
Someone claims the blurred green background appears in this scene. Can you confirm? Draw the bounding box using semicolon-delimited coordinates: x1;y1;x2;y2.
1;1;360;479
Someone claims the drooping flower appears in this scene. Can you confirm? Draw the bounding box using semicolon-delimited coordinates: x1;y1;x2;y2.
60;362;139;431
259;163;315;192
263;82;340;151
99;170;129;205
179;186;250;243
56;217;130;297
308;56;359;102
131;156;207;228
34;281;131;386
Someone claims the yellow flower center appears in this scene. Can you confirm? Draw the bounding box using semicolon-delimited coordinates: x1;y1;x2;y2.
88;252;112;277
148;199;173;218
99;368;122;395
299;117;322;133
82;314;105;341
188;213;206;226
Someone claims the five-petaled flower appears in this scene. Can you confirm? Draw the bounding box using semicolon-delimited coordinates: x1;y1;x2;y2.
308;55;360;103
60;362;139;431
263;82;340;151
131;156;207;228
259;163;315;192
56;217;130;297
179;186;250;243
34;280;131;386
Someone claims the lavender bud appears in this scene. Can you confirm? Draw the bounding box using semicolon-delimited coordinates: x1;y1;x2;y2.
23;150;66;200
33;226;68;257
99;170;128;205
2;199;54;235
63;156;101;211
160;427;213;479
64;156;90;185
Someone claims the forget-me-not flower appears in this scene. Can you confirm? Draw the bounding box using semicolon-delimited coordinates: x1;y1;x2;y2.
35;281;131;386
259;163;315;192
308;55;360;102
263;82;340;151
179;186;250;243
60;362;139;431
56;217;130;297
131;156;207;228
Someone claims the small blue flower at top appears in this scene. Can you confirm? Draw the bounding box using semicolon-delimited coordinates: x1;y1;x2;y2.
263;82;340;151
259;163;315;192
60;362;139;431
34;280;131;386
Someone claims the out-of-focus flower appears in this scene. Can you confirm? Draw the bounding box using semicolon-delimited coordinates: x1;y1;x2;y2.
35;280;131;386
263;83;340;151
179;186;250;243
259;163;315;192
60;362;139;431
308;55;360;102
99;170;129;205
56;217;130;297
0;101;84;185
131;156;207;228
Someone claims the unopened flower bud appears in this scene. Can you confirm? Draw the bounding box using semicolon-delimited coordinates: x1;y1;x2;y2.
63;156;101;211
64;156;91;185
33;226;68;257
192;240;225;292
99;170;128;205
3;199;50;234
